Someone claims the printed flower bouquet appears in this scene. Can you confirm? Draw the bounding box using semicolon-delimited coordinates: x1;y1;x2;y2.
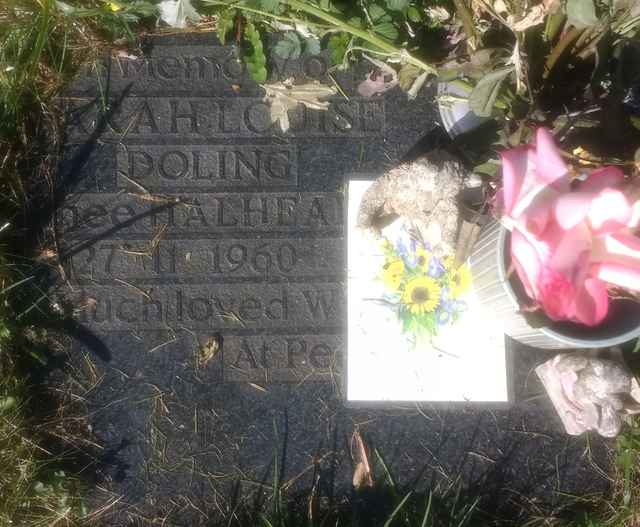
470;128;640;347
378;224;472;343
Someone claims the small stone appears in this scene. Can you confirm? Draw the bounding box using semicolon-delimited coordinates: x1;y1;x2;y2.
357;149;467;257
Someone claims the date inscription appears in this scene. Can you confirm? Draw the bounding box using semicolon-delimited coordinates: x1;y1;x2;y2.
68;238;342;281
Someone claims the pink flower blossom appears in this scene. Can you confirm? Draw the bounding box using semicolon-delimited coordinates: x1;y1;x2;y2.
499;128;640;326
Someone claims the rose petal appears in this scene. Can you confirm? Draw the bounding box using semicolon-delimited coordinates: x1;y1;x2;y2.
592;262;640;291
554;192;593;230
591;232;640;266
588;189;632;235
535;128;569;185
500;146;530;215
510;228;542;299
538;267;576;320
573;277;609;326
581;166;625;193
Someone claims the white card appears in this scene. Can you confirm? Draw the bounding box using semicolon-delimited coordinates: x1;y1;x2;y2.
347;180;510;403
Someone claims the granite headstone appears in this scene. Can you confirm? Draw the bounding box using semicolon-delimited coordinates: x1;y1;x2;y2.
52;33;611;524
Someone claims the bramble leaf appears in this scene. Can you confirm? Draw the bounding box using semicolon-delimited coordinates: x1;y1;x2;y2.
385;0;409;11
327;32;350;65
368;4;391;23
304;37;321;56
258;0;280;12
373;21;399;40
274;32;302;59
216;9;234;45
407;5;422;22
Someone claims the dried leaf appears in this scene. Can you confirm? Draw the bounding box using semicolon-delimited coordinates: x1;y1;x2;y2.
566;0;598;28
262;79;337;132
158;0;201;28
352;462;369;489
357;54;398;97
351;429;374;489
407;71;429;100
512;4;546;31
425;6;450;22
468;66;513;117
508;40;525;94
198;334;221;366
398;63;420;91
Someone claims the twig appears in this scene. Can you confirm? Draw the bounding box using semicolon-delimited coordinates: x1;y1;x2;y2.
544;27;584;80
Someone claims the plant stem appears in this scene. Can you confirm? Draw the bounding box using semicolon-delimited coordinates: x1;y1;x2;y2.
209;0;437;75
543;26;583;80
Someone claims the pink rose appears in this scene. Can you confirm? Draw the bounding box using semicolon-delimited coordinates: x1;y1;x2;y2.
499;128;640;326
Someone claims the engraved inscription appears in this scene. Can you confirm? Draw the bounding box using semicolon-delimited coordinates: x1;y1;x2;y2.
117;145;297;189
223;334;342;382
113;50;333;83
70;284;344;329
64;97;385;139
59;192;344;238
67;238;342;281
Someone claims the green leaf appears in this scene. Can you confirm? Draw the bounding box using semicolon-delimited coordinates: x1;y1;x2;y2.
468;66;513;117
631;116;640;131
258;0;280;12
369;4;391;23
216;9;234;45
385;0;409;11
407;5;422;22
304;37;321;56
327;32;350;65
566;0;598;28
274;32;302;59
373;21;399;40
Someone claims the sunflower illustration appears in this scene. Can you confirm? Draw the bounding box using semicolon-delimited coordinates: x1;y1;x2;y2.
382;259;405;291
449;264;472;298
402;276;441;315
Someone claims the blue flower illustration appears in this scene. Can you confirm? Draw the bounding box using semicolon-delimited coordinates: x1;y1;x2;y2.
436;308;452;326
427;257;445;278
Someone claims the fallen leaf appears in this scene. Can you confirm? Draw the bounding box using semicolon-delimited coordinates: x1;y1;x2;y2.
407;71;429;100
262;79;336;132
158;0;201;29
566;0;598;28
508;40;526;94
425;6;450;22
512;4;546;31
198;334;221;366
352;462;369;489
357;54;398;97
350;429;374;489
493;0;508;15
398;63;420;91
